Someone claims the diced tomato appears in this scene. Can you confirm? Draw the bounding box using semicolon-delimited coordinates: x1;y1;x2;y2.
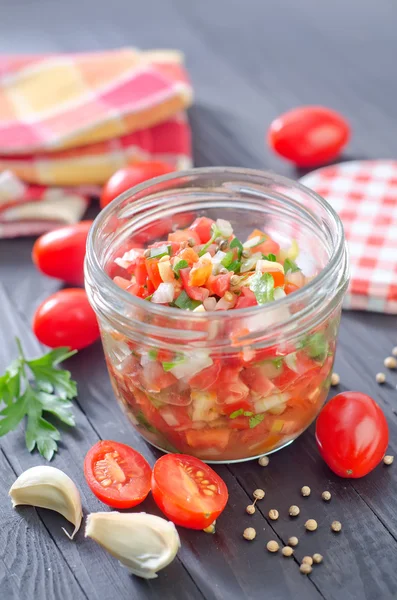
284;282;300;295
213;367;250;405
146;278;155;294
134;257;148;286
178;247;199;265
145;258;162;289
241;365;277;395
113;276;132;290
228;416;251;430
140;361;177;392
189;261;212;286
189;217;215;243
168;229;201;245
248;229;280;255
222;398;252;416
206;273;231;297
180;268;209;301
270;271;285;287
235;287;257;309
185;428;231;450
189;360;222;390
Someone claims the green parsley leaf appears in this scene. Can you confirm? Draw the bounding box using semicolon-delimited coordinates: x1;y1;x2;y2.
263;253;277;262
174;291;202;310
299;332;329;361
221;251;234;268
148;349;159;361
230;237;243;259
150;244;171;259
249;271;275;304
249;414;265;428
229;408;244;419
162;355;186;371
284;258;301;274
272;357;284;370
226;260;241;273
0;338;77;460
173;259;189;278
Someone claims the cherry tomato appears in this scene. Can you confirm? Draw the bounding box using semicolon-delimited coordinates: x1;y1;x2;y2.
32;288;100;350
151;454;228;529
189;217;214;244
32;221;93;286
315;392;389;478
84;440;152;508
268;106;350;167
100;161;174;209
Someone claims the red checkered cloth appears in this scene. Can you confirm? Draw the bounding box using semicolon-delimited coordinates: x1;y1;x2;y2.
300;160;397;314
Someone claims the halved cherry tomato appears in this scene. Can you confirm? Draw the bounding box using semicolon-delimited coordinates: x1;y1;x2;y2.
315;392;389;478
32;221;93;286
84;440;152;508
151;454;228;529
268;106;350;167
32;288;100;350
100;161;174;209
189;217;214;243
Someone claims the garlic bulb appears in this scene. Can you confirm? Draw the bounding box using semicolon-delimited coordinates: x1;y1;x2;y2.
9;466;83;539
85;512;180;579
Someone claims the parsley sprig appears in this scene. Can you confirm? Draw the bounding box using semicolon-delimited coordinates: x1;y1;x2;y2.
0;339;77;460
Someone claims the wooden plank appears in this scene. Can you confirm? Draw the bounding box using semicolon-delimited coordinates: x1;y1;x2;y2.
0;283;204;600
0;449;87;600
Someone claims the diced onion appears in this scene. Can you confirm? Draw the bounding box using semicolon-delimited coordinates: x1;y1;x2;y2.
151;282;175;304
158;260;175;283
240;252;262;273
211;251;227;274
216;218;233;238
160;409;180;427
114;248;143;269
193;304;206;312
286;271;305;287
254;392;290;414
273;287;287;301
204;297;217;311
256;260;284;274
170;352;213;380
243;235;262;249
284;352;298;373
215;295;236;310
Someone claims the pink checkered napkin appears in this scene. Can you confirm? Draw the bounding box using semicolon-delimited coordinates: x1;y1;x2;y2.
300;160;397;314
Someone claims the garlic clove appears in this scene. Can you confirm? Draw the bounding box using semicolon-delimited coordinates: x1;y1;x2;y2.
85;512;180;579
9;466;83;539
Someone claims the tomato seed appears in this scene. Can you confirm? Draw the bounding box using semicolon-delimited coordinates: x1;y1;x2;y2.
207;484;217;491
202;489;214;496
101;479;112;487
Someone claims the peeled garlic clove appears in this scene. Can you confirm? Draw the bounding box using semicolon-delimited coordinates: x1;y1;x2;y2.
9;466;82;540
85;512;180;579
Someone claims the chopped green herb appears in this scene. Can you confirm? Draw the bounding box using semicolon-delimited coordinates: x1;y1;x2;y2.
244;411;254;417
0;339;77;460
249;414;265;428
227;260;241;273
148;395;164;409
221;251;234;268
230;237;243;259
249;271;275;304
174;291;202;311
272;358;283;370
145;294;154;301
173;259;189;278
263;253;277;262
162;355;186;371
148;349;158;361
299;332;329;361
136;411;159;433
229;408;244;419
150;244;171;259
284;258;301;274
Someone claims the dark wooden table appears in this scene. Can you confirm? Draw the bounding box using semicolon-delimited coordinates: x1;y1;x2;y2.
1;1;397;598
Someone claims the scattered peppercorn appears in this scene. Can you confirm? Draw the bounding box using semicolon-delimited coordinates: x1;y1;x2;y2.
288;536;299;547
268;509;279;521
384;356;397;369
266;540;279;553
392;346;397;357
143;249;151;257
188;238;196;247
384;455;394;466
305;519;318;532
246;504;256;515
376;372;386;384
300;564;312;575
203;523;216;534
282;546;294;557
289;505;300;517
331;520;342;532
313;553;323;564
330;373;340;386
321;490;331;501
258;456;269;467
302;556;313;566
219;240;229;251
301;486;311;497
243;527;256;540
253;489;265;500
242;250;251;259
230;275;240;287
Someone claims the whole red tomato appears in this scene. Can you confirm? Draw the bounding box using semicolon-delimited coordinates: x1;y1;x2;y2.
268;106;350;167
32;221;93;286
32;289;100;350
100;161;174;209
315;392;388;478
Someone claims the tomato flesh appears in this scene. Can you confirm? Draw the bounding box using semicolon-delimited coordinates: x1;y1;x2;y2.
84;440;152;508
315;392;389;478
151;454;228;529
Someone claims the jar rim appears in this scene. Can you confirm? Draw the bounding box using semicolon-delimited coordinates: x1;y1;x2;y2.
86;167;348;345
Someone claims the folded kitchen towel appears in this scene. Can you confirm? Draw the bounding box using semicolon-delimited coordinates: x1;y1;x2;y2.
0;48;193;237
300;160;397;314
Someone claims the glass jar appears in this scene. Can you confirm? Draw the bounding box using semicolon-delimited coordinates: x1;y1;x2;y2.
85;167;349;463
